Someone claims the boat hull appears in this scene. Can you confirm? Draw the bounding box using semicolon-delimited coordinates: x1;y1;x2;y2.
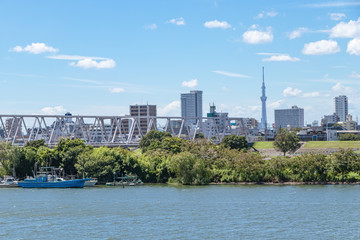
0;184;18;188
18;179;88;188
84;180;97;187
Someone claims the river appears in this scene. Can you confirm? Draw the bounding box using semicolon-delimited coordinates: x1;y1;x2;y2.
1;185;360;239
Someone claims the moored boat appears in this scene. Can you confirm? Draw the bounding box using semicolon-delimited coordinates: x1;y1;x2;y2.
17;167;90;188
106;174;143;186
0;176;18;188
84;178;98;187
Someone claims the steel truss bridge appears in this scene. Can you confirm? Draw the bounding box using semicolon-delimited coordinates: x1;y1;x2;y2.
0;115;250;147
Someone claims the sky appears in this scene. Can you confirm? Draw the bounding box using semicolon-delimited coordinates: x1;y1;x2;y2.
0;0;360;127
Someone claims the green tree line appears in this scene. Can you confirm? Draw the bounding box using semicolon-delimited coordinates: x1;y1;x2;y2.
1;131;360;184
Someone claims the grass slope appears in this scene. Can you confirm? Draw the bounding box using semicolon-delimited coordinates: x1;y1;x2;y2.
253;141;360;150
253;142;274;149
303;141;360;149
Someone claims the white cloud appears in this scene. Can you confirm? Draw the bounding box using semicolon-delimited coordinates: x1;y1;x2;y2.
304;2;360;8
10;43;58;54
332;82;356;94
268;100;284;108
347;38;360;55
204;20;232;29
48;55;116;69
219;104;261;117
212;70;251;78
302;91;320;97
255;11;278;19
12;46;23;52
167;17;185;26
41;106;67;115
302;40;340;55
243;26;273;44
70;58;116;69
145;23;157;30
158;101;181;116
283;87;302;97
109;87;125;93
221;86;229;91
349;71;360;78
288;27;309;39
48;55;106;60
330;17;360;38
182;79;198;88
262;54;300;62
329;13;346;21
283;87;321;98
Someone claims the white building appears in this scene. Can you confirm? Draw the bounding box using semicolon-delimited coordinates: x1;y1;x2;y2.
204;104;228;139
181;90;203;126
322;113;339;125
334;95;348;122
274;105;304;131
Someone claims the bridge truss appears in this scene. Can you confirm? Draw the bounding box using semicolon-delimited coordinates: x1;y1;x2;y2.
0;115;250;147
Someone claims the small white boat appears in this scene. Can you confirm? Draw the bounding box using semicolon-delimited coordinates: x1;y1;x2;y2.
84;178;97;187
0;176;18;188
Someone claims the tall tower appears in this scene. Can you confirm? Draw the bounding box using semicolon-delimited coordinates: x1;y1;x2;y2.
334;95;348;122
181;90;203;126
260;67;267;131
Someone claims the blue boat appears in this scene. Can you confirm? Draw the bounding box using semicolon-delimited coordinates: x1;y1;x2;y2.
17;167;90;188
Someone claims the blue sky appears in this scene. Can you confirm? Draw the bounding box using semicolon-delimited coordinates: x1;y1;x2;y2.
0;0;359;126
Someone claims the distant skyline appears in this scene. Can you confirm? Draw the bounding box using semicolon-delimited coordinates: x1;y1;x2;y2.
0;0;359;125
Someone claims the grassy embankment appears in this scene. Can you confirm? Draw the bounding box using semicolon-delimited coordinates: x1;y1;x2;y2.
303;141;360;149
252;142;274;149
253;141;360;150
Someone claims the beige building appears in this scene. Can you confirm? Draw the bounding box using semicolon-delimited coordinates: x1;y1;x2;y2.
120;104;157;136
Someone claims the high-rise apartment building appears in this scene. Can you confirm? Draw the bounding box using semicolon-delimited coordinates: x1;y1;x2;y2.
334;95;348;122
130;104;156;135
181;90;203;126
274;105;304;131
120;104;157;136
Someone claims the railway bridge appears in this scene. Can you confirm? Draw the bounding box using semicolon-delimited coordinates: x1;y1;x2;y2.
0;114;251;147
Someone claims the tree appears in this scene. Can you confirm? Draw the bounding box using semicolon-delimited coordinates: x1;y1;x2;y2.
159;137;183;154
291;127;302;133
338;133;359;141
0;142;14;176
221;135;248;150
139;130;171;152
168;151;211;185
25;139;46;149
54;138;91;175
12;147;35;179
37;146;57;167
195;133;204;139
274;129;301;156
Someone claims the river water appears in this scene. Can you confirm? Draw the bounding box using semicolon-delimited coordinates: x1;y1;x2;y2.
0;185;360;239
